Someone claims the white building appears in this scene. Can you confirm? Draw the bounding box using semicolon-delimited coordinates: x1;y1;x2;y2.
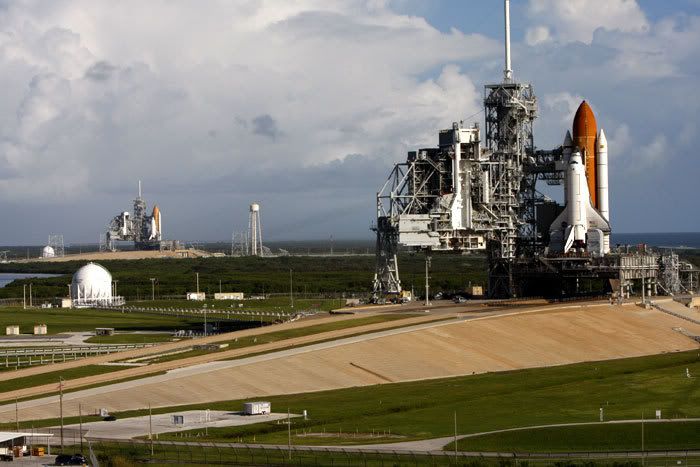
41;245;55;258
71;262;124;308
243;401;271;415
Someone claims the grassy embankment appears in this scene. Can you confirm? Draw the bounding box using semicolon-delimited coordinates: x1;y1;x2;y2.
0;313;426;401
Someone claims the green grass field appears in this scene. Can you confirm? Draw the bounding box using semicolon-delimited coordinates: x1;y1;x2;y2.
85;333;174;344
146;350;700;449
0;307;214;335
448;421;700;452
0;365;124;394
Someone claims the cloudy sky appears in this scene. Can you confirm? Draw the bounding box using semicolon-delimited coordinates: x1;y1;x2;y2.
0;0;698;245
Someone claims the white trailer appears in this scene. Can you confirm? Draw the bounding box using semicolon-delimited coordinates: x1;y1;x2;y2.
243;401;270;415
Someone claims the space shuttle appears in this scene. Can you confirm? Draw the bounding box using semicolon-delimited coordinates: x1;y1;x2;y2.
148;205;162;241
549;101;611;256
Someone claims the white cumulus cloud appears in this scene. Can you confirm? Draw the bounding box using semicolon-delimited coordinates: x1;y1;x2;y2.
527;0;649;44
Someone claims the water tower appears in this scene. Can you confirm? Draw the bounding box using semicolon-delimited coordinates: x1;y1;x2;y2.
249;203;264;256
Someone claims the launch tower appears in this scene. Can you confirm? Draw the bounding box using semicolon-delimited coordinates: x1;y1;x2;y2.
371;0;699;300
103;182;163;251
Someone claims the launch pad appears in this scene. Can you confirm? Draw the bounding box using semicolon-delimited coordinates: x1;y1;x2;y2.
101;182;172;252
372;0;699;300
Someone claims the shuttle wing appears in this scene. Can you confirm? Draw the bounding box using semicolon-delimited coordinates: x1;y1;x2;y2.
586;204;610;231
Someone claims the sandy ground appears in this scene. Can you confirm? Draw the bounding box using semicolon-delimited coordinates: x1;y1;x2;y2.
0;312;450;403
3;303;699;422
14;249;211;263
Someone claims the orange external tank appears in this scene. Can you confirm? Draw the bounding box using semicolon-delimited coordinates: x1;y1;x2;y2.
572;101;598;208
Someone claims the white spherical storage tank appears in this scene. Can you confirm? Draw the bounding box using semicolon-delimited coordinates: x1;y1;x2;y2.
42;246;55;258
71;262;114;307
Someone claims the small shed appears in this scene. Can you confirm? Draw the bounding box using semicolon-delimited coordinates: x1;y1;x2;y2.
5;325;19;336
33;324;47;335
0;432;54;457
95;327;115;336
52;298;72;308
243;401;271;415
214;292;244;300
187;292;206;301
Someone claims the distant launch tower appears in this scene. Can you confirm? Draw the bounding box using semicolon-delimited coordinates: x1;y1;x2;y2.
249;203;263;256
103;181;163;251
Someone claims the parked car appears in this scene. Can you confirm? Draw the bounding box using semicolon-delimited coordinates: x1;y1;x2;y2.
103;415;117;421
453;296;466;303
54;453;87;465
0;454;13;462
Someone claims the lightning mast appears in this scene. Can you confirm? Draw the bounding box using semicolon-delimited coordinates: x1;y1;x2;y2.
483;0;537;297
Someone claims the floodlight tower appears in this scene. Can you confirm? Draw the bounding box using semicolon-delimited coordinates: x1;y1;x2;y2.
249;203;264;256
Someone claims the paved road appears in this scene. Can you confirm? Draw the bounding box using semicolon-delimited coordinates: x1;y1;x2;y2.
55;410;299;439
348;418;700;452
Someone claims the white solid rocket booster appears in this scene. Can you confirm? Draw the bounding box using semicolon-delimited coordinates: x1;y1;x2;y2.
596;129;610;253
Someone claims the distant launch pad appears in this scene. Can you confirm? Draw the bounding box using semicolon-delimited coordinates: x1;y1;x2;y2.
101;181;169;252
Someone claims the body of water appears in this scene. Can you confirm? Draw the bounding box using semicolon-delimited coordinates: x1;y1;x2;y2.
0;273;61;288
612;232;700;249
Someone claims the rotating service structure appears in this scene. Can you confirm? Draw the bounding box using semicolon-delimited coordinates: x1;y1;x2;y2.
372;0;699;300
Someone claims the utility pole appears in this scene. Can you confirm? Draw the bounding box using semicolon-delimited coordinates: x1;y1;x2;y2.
15;398;18;431
287;407;291;460
289;269;294;308
425;253;431;307
29;283;32;307
59;377;64;450
23;285;26;310
196;272;200;294
79;404;83;454
204;308;207;337
114;280;119;298
150;278;156;301
219;279;222;294
454;411;458;459
149;403;154;457
641;410;645;466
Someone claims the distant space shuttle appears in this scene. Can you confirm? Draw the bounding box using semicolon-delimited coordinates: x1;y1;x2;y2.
549;101;611;256
148;205;162;241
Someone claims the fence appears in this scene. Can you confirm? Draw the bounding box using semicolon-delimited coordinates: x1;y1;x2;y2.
0;343;157;369
83;439;700;467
